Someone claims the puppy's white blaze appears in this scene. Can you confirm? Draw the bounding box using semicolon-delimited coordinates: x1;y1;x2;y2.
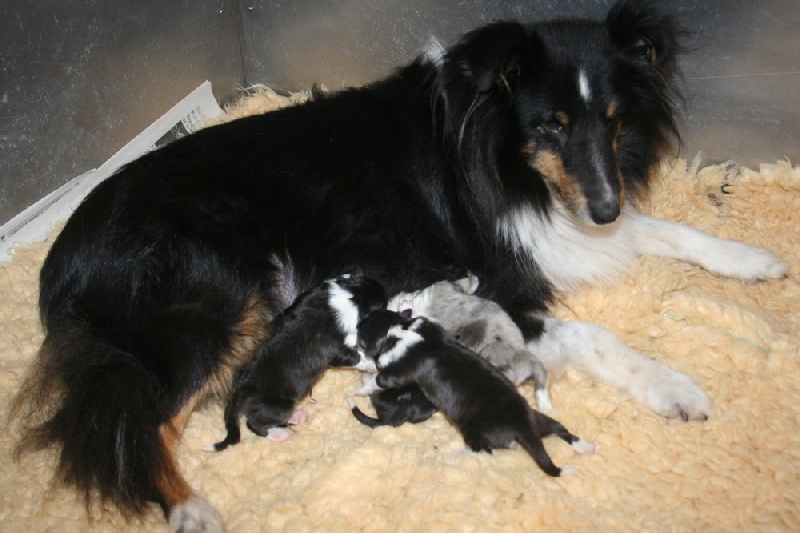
328;280;360;347
579;69;591;102
497;203;637;291
377;325;424;368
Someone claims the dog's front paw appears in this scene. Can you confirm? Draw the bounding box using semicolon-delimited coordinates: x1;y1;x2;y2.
169;495;224;533
702;241;788;281
640;370;711;421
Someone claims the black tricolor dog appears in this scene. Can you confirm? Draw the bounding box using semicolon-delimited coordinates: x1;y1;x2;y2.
354;310;595;476
207;275;386;452
12;1;786;530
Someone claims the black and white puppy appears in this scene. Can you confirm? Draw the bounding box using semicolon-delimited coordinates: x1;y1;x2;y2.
353;310;594;476
389;277;551;409
208;275;386;451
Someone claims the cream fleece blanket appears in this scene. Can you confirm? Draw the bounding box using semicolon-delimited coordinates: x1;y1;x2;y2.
1;89;798;531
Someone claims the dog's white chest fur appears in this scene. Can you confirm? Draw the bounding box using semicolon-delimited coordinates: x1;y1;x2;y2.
498;204;641;291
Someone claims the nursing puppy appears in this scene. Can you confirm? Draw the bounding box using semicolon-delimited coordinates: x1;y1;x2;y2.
354;310;594;476
208;275;386;451
389;277;551;409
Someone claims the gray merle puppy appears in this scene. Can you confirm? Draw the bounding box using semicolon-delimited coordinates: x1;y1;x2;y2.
208;274;386;451
353;310;594;476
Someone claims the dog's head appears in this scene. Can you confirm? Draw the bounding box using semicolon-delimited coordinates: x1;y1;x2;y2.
328;274;388;347
356;309;414;358
436;0;680;226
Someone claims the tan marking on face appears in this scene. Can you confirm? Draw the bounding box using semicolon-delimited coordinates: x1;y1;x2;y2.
554;111;570;126
531;150;587;214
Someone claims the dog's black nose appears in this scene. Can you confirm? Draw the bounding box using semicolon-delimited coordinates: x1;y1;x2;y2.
589;199;620;224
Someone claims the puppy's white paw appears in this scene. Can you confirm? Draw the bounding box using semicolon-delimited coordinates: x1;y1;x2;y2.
287;408;309;425
559;466;578;476
169;495;224;533
535;389;553;412
266;427;290;442
702;241;788;281
639;369;711;421
570;439;595;455
354;353;377;373
352;373;381;396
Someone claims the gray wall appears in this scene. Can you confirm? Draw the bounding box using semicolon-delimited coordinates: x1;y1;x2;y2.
2;0;799;227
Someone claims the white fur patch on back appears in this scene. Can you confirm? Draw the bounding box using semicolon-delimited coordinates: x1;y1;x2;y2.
328;280;360;347
497;203;639;291
377;324;424;368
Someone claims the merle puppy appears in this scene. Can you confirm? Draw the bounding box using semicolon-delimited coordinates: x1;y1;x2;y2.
208;275;386;451
353;310;594;476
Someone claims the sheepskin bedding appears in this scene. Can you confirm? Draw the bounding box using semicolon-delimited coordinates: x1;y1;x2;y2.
1;88;799;532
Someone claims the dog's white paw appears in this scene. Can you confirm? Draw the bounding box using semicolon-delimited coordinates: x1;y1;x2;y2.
701;241;788;281
169;495;224;533
639;369;711;421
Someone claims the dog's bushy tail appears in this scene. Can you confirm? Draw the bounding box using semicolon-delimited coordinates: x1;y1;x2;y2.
10;322;169;515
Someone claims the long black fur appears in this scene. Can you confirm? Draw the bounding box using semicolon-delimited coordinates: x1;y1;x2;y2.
211;275;386;451
11;0;680;523
356;310;587;476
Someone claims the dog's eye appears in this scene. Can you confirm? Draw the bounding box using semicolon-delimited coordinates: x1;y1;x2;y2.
536;120;566;141
633;38;656;64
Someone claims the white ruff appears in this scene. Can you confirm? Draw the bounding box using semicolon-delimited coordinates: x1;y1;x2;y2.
327;280;360;347
377;324;423;368
497;203;640;291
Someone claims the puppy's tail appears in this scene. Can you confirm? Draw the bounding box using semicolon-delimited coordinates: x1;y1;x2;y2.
347;397;387;428
10;322;172;515
205;395;243;452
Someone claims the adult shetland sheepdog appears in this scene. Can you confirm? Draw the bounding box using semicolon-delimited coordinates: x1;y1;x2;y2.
11;1;787;531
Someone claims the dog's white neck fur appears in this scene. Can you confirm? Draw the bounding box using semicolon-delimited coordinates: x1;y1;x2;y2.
377;322;425;368
498;202;639;291
327;280;359;348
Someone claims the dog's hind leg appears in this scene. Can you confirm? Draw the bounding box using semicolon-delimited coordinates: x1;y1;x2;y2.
159;393;224;533
626;211;788;281
528;316;711;421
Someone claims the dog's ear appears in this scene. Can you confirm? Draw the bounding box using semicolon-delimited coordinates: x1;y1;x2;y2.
443;21;528;94
606;0;680;73
399;308;413;319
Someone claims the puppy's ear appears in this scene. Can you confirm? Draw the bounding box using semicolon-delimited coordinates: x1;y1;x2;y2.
607;0;680;73
443;21;528;94
399;308;413;319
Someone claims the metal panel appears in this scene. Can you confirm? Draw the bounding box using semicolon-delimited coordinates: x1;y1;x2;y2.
2;0;798;227
0;0;243;226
